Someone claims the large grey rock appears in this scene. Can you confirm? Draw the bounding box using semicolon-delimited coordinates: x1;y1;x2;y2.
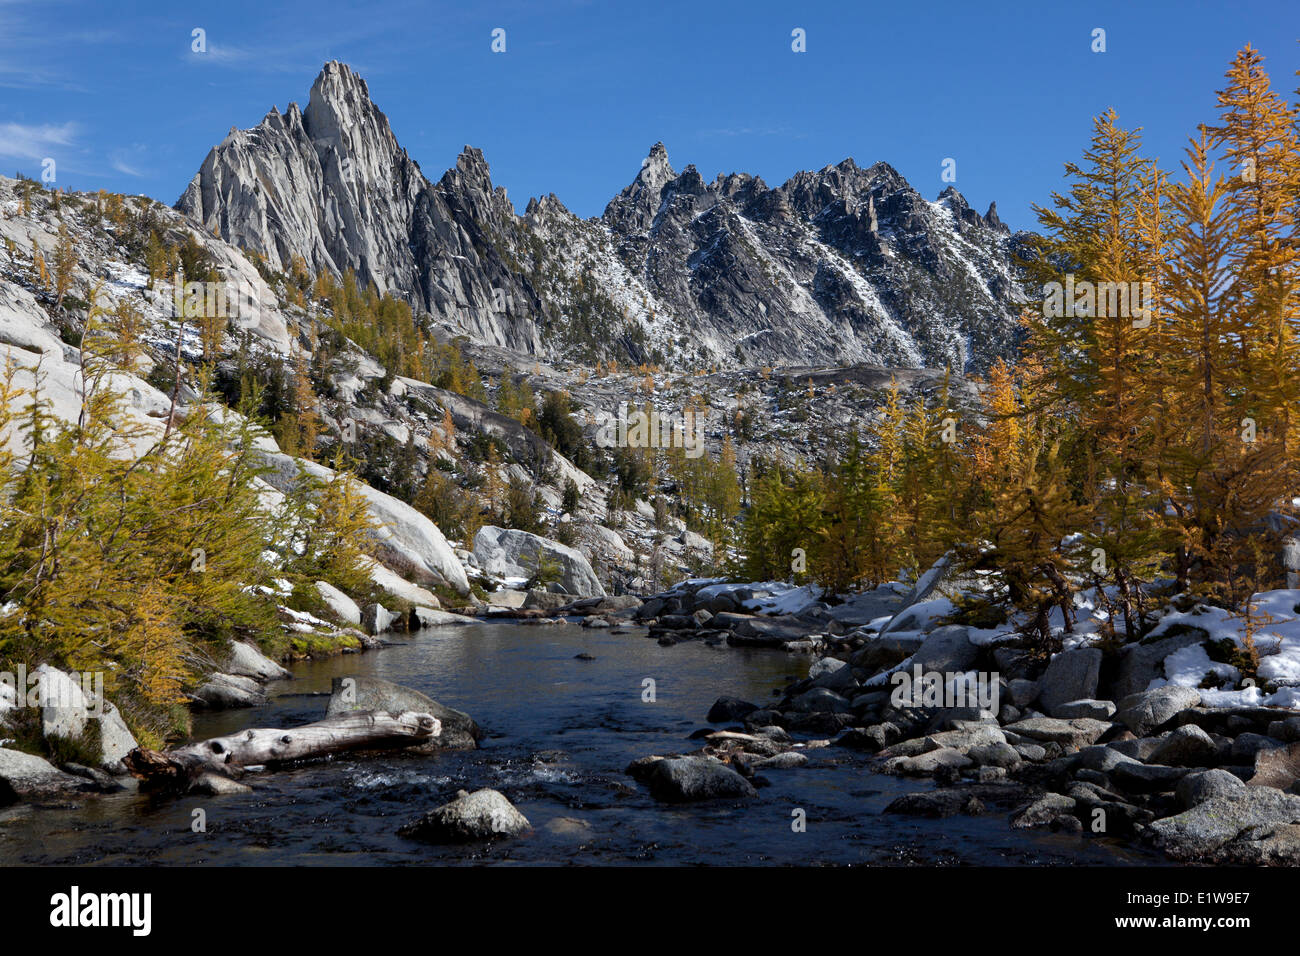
1116;686;1201;736
852;632;927;672
1111;762;1193;793
397;788;530;843
967;741;1023;769
791;688;853;714
95;702;138;774
366;560;443;609
1038;647;1102;717
1004;716;1111;750
1110;631;1206;700
1249;740;1300;792
1266;716;1300;743
882;747;973;776
474;525;605;598
33;666;139;771
752;752;808;771
628;755;757;802
908;625;977;674
1011;793;1077;829
315;580;362;625
707;697;758;723
922;723;1007;754
835;723;899;753
192;673;266;710
1148;724;1217;767
326;676;481;749
486;589;527;609
1146;787;1300;861
1176;768;1246;809
523;589;570;610
731;615;816;646
827;589;903;627
1232;733;1284;762
224;641;291;681
1006;678;1040;708
808;657;857;692
884;784;1010;818
1109;736;1165;762
34;665;92;742
1076;744;1144;774
0;748;89;802
410;606;479;628
362;603;401;635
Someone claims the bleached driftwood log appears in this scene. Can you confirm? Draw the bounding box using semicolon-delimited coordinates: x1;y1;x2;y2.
124;710;441;792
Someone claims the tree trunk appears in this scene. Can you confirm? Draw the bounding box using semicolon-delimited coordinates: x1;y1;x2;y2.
123;709;441;792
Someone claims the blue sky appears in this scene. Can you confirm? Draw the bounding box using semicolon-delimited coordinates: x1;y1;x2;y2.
1;0;1295;230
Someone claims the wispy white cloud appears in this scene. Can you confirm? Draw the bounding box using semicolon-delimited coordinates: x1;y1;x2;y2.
109;145;148;177
0;121;79;161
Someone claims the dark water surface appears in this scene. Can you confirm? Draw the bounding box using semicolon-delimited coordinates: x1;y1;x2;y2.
0;622;1158;865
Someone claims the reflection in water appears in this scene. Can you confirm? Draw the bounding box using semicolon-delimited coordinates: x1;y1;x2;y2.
0;622;1151;866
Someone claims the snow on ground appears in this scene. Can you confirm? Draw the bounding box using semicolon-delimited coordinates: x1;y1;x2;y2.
688;579;824;616
1135;589;1300;707
744;583;824;615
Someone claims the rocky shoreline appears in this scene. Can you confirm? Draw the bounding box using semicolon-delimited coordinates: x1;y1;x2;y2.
616;576;1300;865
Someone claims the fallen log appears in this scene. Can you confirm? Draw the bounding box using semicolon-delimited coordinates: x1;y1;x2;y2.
123;709;441;793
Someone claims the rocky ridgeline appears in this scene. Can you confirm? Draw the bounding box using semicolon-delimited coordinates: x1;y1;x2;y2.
179;61;1029;372
621;578;1300;864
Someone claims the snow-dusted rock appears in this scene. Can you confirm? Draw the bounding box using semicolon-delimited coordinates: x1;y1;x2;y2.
0;283;63;356
1116;686;1201;737
255;450;470;595
364;559;442;608
473;525;606;598
576;522;635;568
882;553;954;634
1;344;169;460
315;580;362;625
